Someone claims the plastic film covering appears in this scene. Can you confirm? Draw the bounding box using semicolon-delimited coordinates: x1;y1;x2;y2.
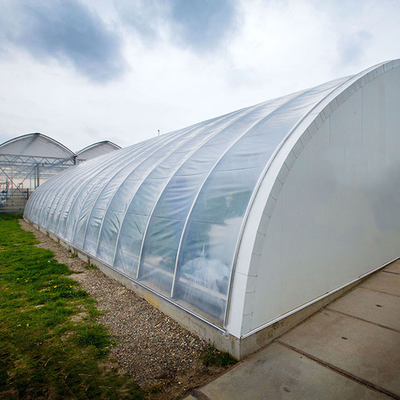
24;76;351;326
76;141;121;162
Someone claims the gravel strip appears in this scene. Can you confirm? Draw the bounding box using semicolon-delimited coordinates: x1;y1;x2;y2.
20;220;225;398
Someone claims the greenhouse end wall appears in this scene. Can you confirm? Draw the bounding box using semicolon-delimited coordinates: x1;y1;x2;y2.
232;60;400;346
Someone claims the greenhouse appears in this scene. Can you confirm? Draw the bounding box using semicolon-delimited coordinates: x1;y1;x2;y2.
0;133;121;213
24;60;400;358
0;133;75;213
76;141;121;162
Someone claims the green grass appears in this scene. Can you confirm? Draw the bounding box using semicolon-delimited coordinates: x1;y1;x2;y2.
0;215;146;399
200;345;238;368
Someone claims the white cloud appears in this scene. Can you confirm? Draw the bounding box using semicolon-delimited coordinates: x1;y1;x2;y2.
0;0;399;152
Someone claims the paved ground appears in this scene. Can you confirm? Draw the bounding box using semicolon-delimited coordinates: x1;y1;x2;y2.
185;261;400;399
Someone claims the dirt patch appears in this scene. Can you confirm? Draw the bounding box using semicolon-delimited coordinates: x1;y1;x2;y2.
19;220;226;399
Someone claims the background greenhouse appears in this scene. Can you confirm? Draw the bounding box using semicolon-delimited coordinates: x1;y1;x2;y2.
0;133;120;213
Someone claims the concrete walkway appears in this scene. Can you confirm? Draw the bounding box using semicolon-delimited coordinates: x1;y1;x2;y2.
185;261;400;400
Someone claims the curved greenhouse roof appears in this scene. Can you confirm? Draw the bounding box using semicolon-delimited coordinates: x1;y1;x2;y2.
0;133;77;212
25;60;400;358
0;133;121;213
76;141;121;162
0;132;75;159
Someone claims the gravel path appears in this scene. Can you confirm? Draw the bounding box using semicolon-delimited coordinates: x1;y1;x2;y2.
20;220;226;399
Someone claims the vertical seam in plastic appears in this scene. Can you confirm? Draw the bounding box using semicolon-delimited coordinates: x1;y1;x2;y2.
47;155;111;230
81;129;195;251
51;147;132;235
135;105;262;281
45;166;82;230
95;124;202;257
92;127;202;255
169;86;328;302
38;153;103;228
32;156;75;221
68;142;164;242
61;144;150;238
69;144;158;243
36;163;78;228
31;166;62;225
109;118;236;269
67;126;208;244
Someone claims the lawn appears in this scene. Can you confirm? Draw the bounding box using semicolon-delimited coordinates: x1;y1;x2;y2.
0;214;146;399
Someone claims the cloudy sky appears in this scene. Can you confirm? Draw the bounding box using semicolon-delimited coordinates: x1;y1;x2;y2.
0;0;399;152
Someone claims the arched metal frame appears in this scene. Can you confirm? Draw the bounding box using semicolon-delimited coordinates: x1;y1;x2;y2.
0;133;76;212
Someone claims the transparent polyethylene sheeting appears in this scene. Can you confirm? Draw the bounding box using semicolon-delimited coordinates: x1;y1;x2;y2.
76;141;120;161
25;75;350;326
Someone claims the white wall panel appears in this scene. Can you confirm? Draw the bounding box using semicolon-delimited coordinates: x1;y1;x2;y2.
243;62;400;335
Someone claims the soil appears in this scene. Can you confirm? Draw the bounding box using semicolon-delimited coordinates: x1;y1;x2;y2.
19;220;227;399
